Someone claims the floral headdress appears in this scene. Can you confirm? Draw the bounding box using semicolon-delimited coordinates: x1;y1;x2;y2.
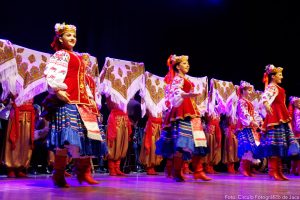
81;53;90;61
262;64;283;89
164;54;189;84
289;96;300;106
238;80;253;97
54;22;76;36
288;96;300;121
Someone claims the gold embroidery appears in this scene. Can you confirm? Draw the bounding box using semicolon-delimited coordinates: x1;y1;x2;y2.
118;67;123;77
104;62;144;99
41;55;48;62
214;80;235;102
28;54;36;63
0;41;15;65
15;47;49;89
146;78;165;105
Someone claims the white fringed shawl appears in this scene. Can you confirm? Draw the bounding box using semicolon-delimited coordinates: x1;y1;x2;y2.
100;57;145;114
208;78;238;119
0;39;18;100
13;44;50;106
141;71;166;118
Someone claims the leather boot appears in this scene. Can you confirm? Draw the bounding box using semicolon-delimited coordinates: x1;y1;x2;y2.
15;166;28;178
173;155;185;182
205;164;217;174
114;160;125;176
277;158;289;181
73;157;99;185
146;166;159;175
108;160;117;176
52;149;70;187
239;159;250;177
7;167;16;178
290;160;297;175
165;159;173;178
268;157;283;181
182;161;193;174
227;162;236;174
296;160;300;176
192;156;212;181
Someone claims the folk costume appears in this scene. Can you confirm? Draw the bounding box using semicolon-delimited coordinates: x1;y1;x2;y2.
236;81;262;177
156;55;211;182
261;64;299;181
44;23;101;187
288;96;300;175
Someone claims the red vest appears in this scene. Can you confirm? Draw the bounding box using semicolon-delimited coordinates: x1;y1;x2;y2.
63;51;90;105
263;85;291;130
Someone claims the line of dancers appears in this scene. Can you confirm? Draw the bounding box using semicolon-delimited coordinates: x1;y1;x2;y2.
0;23;299;188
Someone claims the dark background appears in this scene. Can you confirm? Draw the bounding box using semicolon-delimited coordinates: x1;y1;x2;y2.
1;0;299;97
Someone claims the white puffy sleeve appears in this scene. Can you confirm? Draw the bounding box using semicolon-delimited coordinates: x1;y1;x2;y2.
170;76;184;107
237;99;254;127
293;109;300;132
44;50;69;93
262;84;278;106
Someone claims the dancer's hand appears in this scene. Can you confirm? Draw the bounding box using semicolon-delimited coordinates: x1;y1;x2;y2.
264;103;273;115
250;121;259;128
182;92;200;98
57;90;70;103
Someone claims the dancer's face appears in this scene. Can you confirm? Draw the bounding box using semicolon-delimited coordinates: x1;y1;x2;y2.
59;31;77;51
176;60;190;75
243;87;253;99
82;56;91;67
295;100;300;109
272;72;283;84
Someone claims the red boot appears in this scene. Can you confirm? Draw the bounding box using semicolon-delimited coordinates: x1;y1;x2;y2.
296;160;300;176
205;164;217;174
173;155;185;182
239;159;251;177
277;158;289;181
114;160;125;176
165;159;173;178
290;160;297;175
73;157;99;185
15;167;28;178
64;171;72;177
146;166;159;175
7;167;16;178
182;161;193;174
52;149;70;187
268;157;283;181
227;162;236;174
108;160;117;176
192;156;212;181
290;160;299;175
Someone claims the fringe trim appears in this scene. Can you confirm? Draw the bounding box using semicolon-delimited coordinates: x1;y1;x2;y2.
0;59;18;96
87;131;103;141
127;74;144;101
208;78;217;117
0;58;17;81
108;92;128;113
102;74;144;113
15;78;47;106
144;90;165;118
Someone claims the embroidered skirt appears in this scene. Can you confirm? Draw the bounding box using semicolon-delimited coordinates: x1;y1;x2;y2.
260;123;299;158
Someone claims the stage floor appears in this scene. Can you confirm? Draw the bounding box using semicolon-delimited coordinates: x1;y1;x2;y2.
0;173;299;200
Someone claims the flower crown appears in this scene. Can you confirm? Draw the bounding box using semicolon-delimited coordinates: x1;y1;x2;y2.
265;64;283;74
81;53;90;60
54;23;76;36
239;80;253;91
167;54;189;68
289;96;300;105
